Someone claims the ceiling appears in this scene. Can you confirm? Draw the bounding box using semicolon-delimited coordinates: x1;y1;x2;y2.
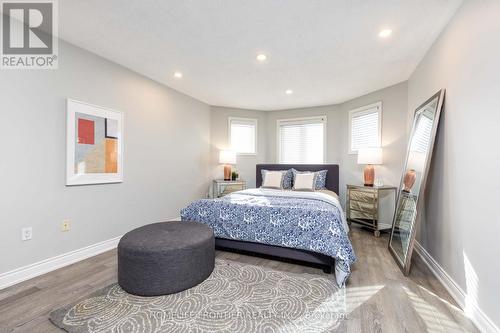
58;0;463;110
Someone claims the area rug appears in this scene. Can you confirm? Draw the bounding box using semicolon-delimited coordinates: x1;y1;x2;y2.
50;259;346;333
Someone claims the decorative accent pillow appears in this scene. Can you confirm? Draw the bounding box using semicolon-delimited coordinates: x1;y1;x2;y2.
293;173;317;191
314;170;328;189
291;169;328;190
261;171;284;189
261;169;293;189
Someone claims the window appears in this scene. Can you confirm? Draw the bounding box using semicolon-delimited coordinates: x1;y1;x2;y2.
229;117;257;154
278;116;326;164
349;102;382;154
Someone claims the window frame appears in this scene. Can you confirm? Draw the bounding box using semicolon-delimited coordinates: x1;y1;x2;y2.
348;101;382;154
276;115;327;164
228;117;258;155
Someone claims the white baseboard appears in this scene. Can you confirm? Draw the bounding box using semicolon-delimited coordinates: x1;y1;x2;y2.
414;242;499;333
0;236;121;290
413;242;466;308
0;219;183;291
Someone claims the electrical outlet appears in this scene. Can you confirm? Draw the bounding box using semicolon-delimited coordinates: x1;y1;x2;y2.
61;220;70;232
21;227;32;241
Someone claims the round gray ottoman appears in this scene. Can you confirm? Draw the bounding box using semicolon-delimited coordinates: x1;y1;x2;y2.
118;221;215;296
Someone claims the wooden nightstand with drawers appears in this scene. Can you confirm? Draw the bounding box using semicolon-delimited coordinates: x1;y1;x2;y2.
346;184;397;237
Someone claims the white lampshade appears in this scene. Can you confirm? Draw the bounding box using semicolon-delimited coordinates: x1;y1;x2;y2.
219;150;236;164
357;147;383;165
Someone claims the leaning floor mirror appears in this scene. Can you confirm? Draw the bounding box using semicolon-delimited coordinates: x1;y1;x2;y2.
389;89;445;275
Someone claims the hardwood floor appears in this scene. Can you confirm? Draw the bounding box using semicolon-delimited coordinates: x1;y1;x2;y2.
0;226;478;333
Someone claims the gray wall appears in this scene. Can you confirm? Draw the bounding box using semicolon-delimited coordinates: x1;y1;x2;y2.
0;41;211;274
209;106;267;188
266;82;408;205
408;0;500;327
210;82;408;206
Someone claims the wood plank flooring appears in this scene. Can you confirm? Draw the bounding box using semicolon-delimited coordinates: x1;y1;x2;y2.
0;226;478;332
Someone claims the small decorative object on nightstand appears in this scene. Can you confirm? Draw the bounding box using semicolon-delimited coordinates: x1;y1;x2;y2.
357;148;383;186
213;179;246;198
346;184;397;237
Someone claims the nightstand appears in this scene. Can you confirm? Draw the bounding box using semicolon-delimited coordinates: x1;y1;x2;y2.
346;184;397;237
212;180;247;198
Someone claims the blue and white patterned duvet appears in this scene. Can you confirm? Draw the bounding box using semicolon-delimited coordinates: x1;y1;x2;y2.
180;188;356;287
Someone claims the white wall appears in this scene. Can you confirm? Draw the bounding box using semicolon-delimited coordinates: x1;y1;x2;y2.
0;41;211;274
408;0;500;329
266;82;408;205
210;106;267;188
210;83;408;206
338;83;408;204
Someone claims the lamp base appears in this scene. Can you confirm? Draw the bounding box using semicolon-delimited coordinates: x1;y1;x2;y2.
403;169;416;192
364;165;375;187
223;165;232;181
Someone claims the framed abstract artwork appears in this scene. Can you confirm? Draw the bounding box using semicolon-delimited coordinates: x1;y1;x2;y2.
66;99;123;185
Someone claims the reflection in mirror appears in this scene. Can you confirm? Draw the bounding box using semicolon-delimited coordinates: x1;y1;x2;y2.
392;106;434;262
389;90;445;274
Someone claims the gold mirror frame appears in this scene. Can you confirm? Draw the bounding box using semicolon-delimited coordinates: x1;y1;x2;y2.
388;89;445;275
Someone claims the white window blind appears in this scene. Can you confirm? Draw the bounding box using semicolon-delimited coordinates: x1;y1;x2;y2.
229;118;257;154
278;117;325;164
349;102;382;153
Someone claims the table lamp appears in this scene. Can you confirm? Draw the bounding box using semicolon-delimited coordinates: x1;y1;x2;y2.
357;147;383;186
403;151;426;192
219;150;236;181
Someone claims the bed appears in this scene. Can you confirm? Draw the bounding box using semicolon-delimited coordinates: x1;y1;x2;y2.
180;164;356;287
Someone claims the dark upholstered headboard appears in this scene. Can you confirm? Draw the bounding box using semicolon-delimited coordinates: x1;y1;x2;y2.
256;164;340;194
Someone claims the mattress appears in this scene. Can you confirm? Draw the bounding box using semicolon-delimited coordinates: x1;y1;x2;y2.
180;188;356;287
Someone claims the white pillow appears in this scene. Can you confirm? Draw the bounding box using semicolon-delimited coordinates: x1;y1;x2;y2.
293;173;316;191
262;171;284;189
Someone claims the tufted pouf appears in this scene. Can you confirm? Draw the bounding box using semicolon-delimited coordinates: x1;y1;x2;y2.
118;221;215;296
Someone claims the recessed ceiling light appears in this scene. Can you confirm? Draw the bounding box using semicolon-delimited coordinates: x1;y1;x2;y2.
378;28;392;38
285;89;293;95
173;72;183;78
256;54;267;62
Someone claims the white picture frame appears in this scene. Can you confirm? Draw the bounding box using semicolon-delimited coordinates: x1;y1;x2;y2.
66;99;124;185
